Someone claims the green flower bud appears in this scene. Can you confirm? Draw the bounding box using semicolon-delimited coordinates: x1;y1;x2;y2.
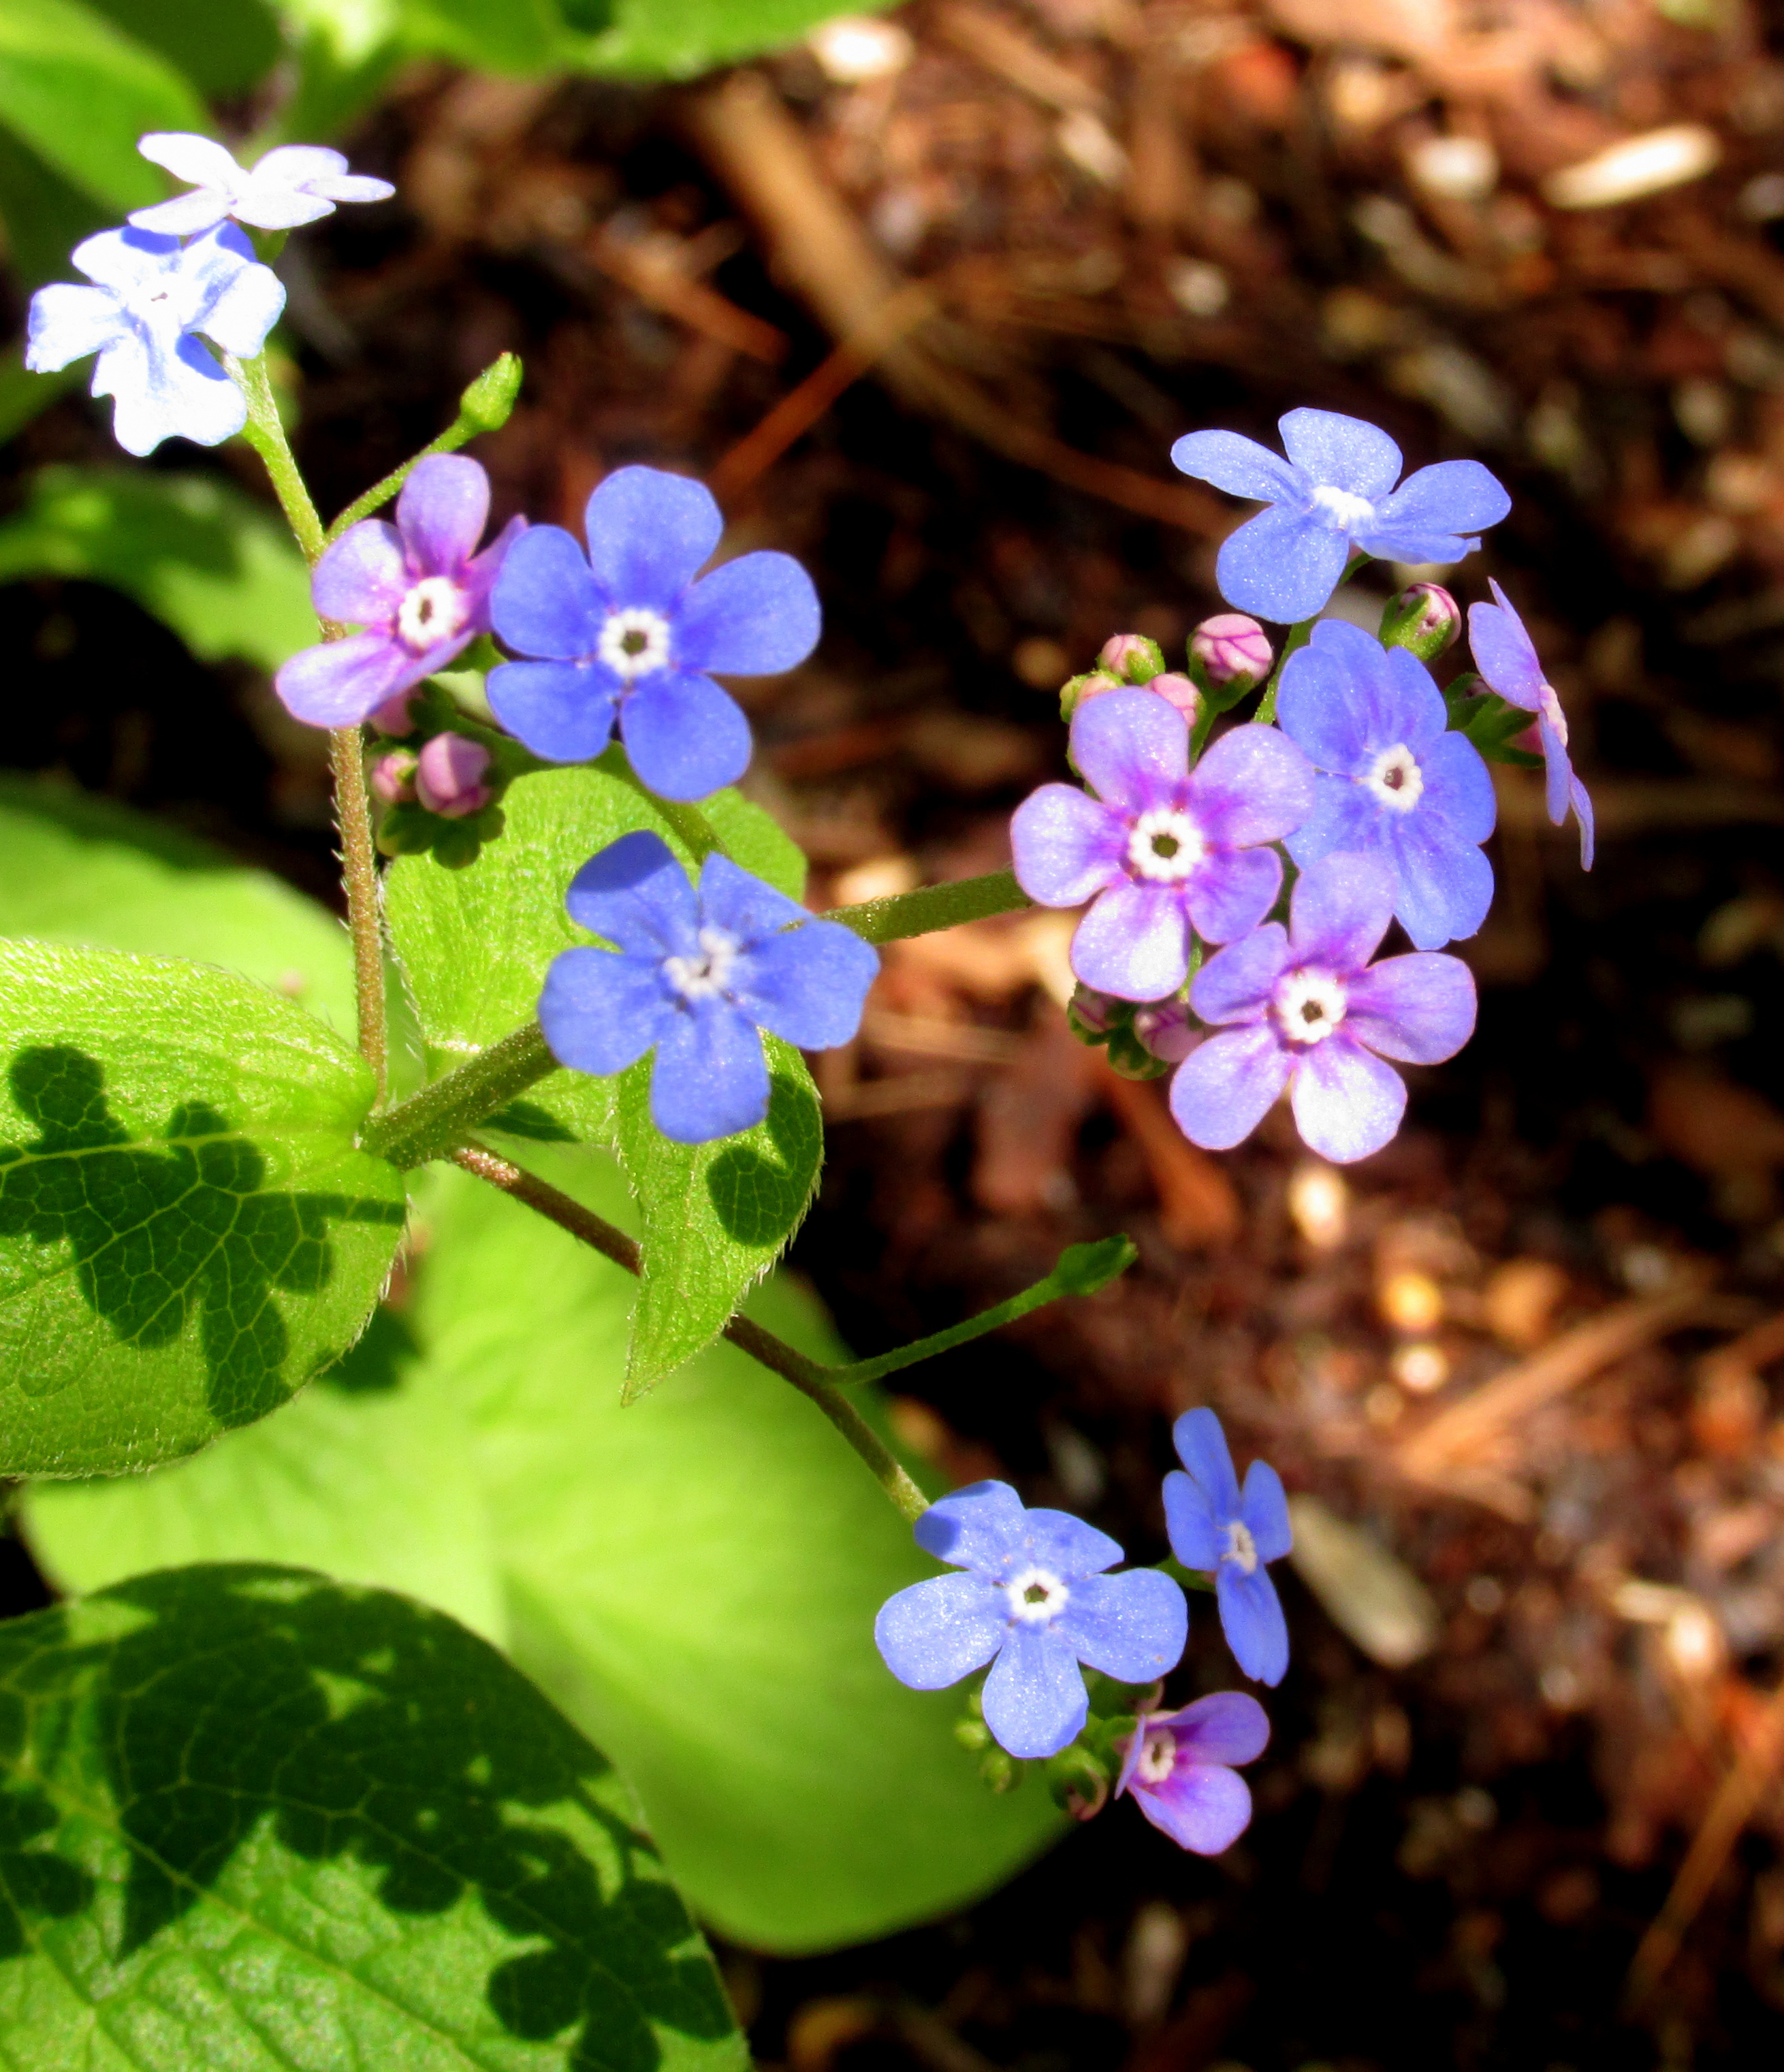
457;352;524;435
1380;581;1461;662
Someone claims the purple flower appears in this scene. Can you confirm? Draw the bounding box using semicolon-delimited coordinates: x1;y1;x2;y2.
26;225;284;456
488;466;819;801
1010;690;1315;1000
1276;618;1495;950
1467;579;1595;869
1168;852;1477;1165
1170;408;1510;624
538;830;877;1143
274;455;522;729
1163;1409;1292;1685
875;1480;1188;1759
415;734;492;818
129;133;393;237
1116;1691;1270;1854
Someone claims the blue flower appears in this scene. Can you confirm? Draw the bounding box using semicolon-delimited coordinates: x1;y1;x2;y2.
26;225;285;457
1163;1410;1292;1686
129;133;393;237
876;1480;1188;1759
1467;579;1595;869
1275;618;1495;950
489;466;820;801
537;830;877;1143
1116;1691;1269;1855
1170;408;1511;624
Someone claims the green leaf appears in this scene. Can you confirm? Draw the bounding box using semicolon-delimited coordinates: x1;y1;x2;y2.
386;765;824;1392
398;0;564;69
0;467;318;674
27;1153;1063;1951
0;121;107;293
573;0;889;76
1443;677;1544;767
84;0;283;97
0;1562;746;2072
0;940;405;1476
0;0;208;214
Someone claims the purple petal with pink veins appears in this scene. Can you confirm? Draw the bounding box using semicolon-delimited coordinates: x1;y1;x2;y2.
1183;845;1281;946
1011;784;1127;907
1168;1023;1290;1151
1190;722;1316;848
1068;687;1188;814
311;520;407;627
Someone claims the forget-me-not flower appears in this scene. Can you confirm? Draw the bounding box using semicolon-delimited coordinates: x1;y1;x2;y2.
489;466;819;801
129;132;394;236
539;830;877;1143
1171;408;1511;624
275;453;523;730
1467;579;1595;869
26;225;284;456
876;1480;1188;1759
1162;1409;1292;1685
1276;618;1495;949
1169;852;1477;1166
1010;689;1314;1001
1116;1690;1269;1854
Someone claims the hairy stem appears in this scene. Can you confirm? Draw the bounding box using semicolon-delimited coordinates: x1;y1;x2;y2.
451;1142;931;1523
360;1021;558;1167
825;866;1031;944
227;351;325;564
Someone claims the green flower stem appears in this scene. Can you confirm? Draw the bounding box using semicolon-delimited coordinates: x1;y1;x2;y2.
451;1140;931;1525
825;867;1031;944
1252;617;1314;727
831;1235;1136;1387
595;746;725;864
227;348;388;1101
359;1021;558;1168
324;352;523;543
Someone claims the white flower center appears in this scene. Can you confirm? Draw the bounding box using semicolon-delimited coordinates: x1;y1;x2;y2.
122;269;207;340
1311;483;1376;530
599;607;673;680
1363;742;1424;812
1538;683;1568;746
1274;968;1348;1047
1126;807;1205;882
1221;1518;1260;1576
662;926;740;1002
396;576;470;652
1004;1564;1070;1627
1136;1730;1177;1785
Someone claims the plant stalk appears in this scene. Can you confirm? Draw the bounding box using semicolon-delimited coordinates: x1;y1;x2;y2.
825;867;1031;944
360;1021;559;1166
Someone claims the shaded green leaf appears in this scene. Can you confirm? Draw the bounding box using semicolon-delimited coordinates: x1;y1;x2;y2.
0;121;107;293
0;1562;746;2072
0;940;405;1476
84;0;283;97
573;0;889;77
398;0;563;69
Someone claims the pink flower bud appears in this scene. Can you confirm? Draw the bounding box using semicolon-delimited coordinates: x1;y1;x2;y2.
1067;984;1119;1038
368;688;420;735
1189;613;1273;690
415;733;493;818
1060;669;1123;721
1379;581;1461;661
1133;999;1200;1064
1098;633;1166;684
1147;671;1200;721
370;748;418;804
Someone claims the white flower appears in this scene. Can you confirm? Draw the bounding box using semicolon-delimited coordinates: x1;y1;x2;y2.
128;132;394;237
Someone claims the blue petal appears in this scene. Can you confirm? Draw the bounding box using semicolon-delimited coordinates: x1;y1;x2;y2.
1162;1468;1223;1571
1214;1563;1290;1685
1286;851;1397;973
1275;621;1391;776
697;851;810;940
101;332;243;456
649;997;771;1142
1290;1033;1407;1164
1571;771;1596;871
1183;846;1281;947
1190;722;1316;848
1387;808;1494;949
1467;579;1544;708
1130;1759;1253;1855
675;551;821;675
563;829;698;958
1352;524;1480;567
1239;1461;1292;1563
1188;921;1290;1027
1282;776;1380;873
490;523;607;660
1216;502;1352;624
874;1572;1006;1689
1070;687;1187;815
1023;1508;1126;1580
537;944;672;1079
1170;1407;1243;1520
1277;407;1403;498
1010;784;1126;908
1071;880;1191;1002
25;283;123;372
1380;645;1449;753
1370;457;1510;540
1169;428;1303;503
1418;733;1497;845
981;1627;1087;1759
1167;1023;1290;1152
584;465;722;609
1539;714;1572;829
734;916;879;1051
487;658;620;763
914;1480;1029;1572
1056;1568;1188;1682
620;669;752;801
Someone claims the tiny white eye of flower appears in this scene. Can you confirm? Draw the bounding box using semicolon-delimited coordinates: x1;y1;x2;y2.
396;576;469;652
1004;1565;1070;1626
1311;483;1376;530
662;926;740;1003
1275;969;1348;1046
1363;742;1424;812
1136;1730;1177;1785
599;607;673;680
1126;806;1206;882
1221;1518;1259;1576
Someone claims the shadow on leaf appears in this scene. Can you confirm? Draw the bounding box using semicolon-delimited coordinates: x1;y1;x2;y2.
705;1072;817;1246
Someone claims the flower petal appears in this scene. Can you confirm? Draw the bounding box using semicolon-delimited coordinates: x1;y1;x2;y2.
874;1572;1006;1689
1275;620;1393;775
1161;1467;1224;1570
1282;776;1380;872
1023;1508;1126;1580
1570;771;1596;871
1286;851;1396;972
1386;810;1494;949
274;632;408;727
1184;847;1281;946
1369;457;1510;541
1215;501;1352;624
101;333;242;455
487;660;620;764
1538;713;1572;829
674;551;821;675
650;997;771;1142
562;829;697;958
1168;428;1303;503
1344;951;1476;1065
311;519;407;626
1290;1035;1406;1163
697;852;811;940
1277;407;1403;499
1160;1689;1271;1768
491;524;607;660
1170;1407;1243;1520
1010;784;1126;908
1190;722;1316;848
127;191;229;236
137;131;243;189
1239;1463;1292;1564
25;284;121;371
196;254;285;357
1466;580;1543;710
914;1479;1030;1572
584;464;722;609
537;945;672;1079
1135;1764;1254;1855
70;225;177;292
252;144;352;184
1214;1563;1290;1685
1168;1024;1290;1150
1071;880;1190;1001
981;1627;1087;1759
1188;923;1290;1027
396;453;491;575
1070;686;1188;814
620;669;752;801
1056;1569;1188;1683
733;915;880;1051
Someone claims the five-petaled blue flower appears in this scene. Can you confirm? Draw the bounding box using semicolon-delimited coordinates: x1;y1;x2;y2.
1162;1409;1292;1686
1275;618;1495;950
876;1481;1188;1759
1116;1690;1269;1855
26;225;284;456
1467;579;1595;870
538;830;877;1143
1171;408;1511;624
490;466;820;801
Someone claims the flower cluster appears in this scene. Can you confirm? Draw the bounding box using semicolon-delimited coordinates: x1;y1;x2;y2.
876;1410;1289;1854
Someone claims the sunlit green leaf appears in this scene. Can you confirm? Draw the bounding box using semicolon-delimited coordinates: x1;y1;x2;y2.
573;0;891;77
